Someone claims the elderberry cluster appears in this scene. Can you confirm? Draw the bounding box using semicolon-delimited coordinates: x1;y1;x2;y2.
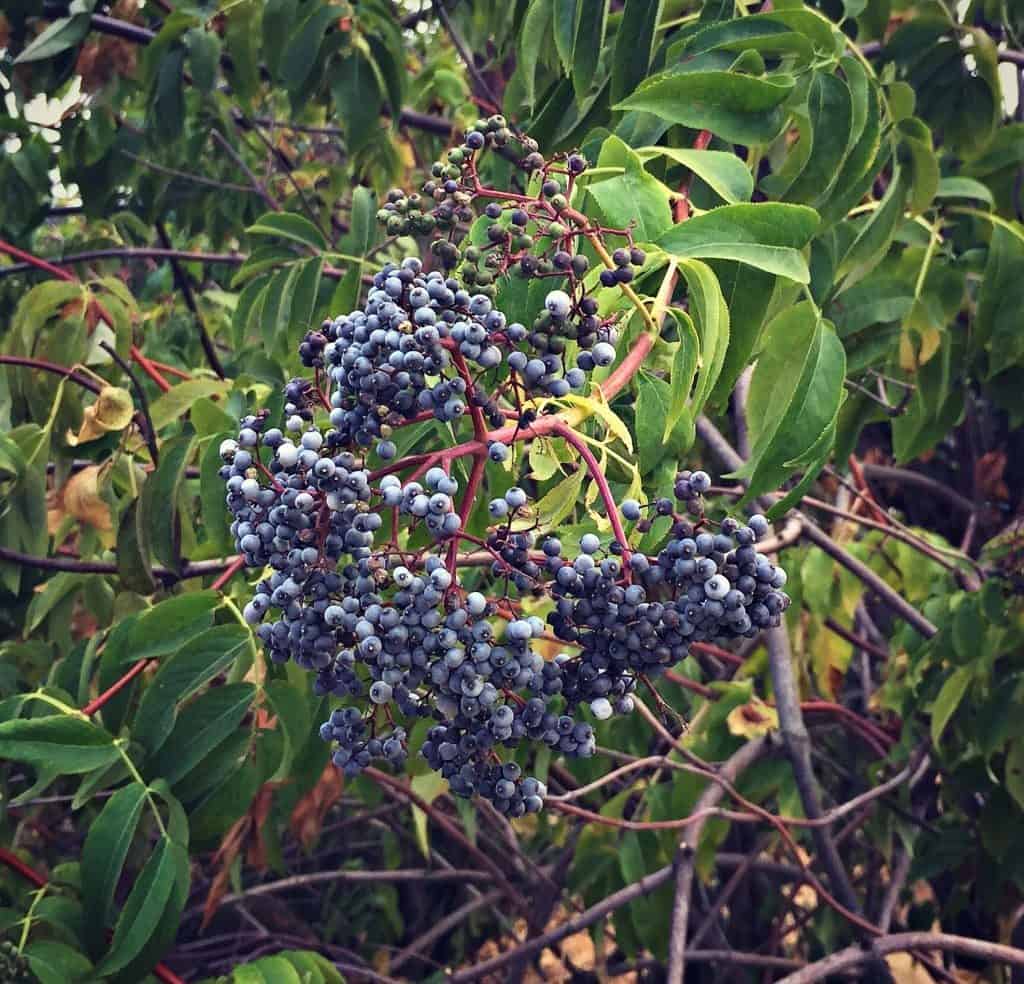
224;215;790;815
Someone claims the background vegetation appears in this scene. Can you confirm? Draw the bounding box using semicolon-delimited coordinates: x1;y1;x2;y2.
2;0;1024;981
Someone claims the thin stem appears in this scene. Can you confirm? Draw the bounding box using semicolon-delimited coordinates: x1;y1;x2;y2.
211;129;280;212
156;222;226;378
81;659;150;716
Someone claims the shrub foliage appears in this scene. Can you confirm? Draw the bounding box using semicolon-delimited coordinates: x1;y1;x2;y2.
1;0;1024;981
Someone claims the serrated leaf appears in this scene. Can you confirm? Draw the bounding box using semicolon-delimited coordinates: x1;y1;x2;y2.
519;0;553;109
679;259;730;412
737;303;845;504
572;0;606;97
118;591;220;665
117;498;156;595
185;27;221;92
13;14;91;64
23;940;92;984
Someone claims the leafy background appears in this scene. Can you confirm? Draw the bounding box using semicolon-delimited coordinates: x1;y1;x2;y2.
2;0;1024;981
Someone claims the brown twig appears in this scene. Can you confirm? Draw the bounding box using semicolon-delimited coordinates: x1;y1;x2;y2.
775;932;1024;984
155;223;226;378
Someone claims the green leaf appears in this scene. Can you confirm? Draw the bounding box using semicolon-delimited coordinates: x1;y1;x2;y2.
615;70;795;146
572;0;607;97
224;0;261;105
23;941;92;984
552;0;579;75
897;117;940;213
679;258;730;412
262;0;298;77
119;591;220;665
265;680;311;781
134;625;251;754
13;14;91;64
736;303;845;502
261;263;301;351
185;27;221;92
0;715;119;774
281;4;345;91
410;770;447;859
25;572;87;636
291;256;326;334
97;839;178;976
148;46;187;145
930;666;973;747
117;499;156;595
637;147;753;204
150;683;257;785
149;379;232;432
835;171;907;289
247;211;328;252
519;0;554;109
590;137;672;241
81;783;148;958
664;310;701;441
200;435;234;554
975;224;1024;377
140;433;195;573
783;73;854;206
658;203;819;282
610;0;664;105
935;176;994;207
331;49;383;155
636;372;695;472
536;466;587;527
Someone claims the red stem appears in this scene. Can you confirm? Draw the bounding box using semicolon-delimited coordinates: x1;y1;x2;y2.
81;659;150;717
0;237;172;393
210;554;245;591
448;451;488;575
447;344;489;443
550;420;631;559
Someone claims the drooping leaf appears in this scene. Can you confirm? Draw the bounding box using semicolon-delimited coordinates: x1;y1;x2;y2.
81;783;149;957
616;70;795;146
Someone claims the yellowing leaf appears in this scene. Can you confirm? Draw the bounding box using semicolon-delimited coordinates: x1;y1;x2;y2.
62;465;113;532
67;386;134;446
558;393;634;452
726;698;779;739
536;467;586;527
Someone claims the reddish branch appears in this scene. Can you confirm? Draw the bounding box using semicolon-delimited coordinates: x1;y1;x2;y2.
0;237;172;392
81;659;150;717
